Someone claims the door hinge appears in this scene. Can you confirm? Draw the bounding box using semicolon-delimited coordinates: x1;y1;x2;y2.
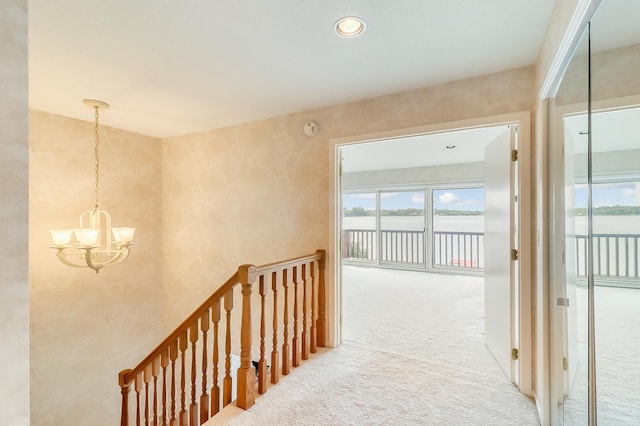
511;348;519;360
563;357;569;371
511;149;518;161
511;249;518;261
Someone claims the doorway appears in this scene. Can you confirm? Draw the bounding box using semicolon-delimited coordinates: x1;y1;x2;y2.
329;112;533;396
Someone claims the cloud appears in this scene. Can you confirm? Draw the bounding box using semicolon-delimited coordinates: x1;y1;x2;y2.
438;192;461;205
411;194;425;204
623;188;636;198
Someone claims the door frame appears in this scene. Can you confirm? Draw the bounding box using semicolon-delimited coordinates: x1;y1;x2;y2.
328;111;533;397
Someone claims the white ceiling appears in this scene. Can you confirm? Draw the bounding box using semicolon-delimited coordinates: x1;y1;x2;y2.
341;126;509;173
29;0;555;138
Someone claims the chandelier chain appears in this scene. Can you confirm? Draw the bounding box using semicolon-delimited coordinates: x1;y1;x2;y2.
94;106;100;209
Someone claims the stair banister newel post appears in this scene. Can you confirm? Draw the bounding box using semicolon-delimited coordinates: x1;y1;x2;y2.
211;300;221;416
236;264;257;409
292;266;300;368
301;263;309;360
119;369;132;426
200;310;210;423
258;275;268;394
316;249;327;347
270;271;280;384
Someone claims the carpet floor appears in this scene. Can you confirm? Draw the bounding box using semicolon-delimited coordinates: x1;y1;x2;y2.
211;266;540;425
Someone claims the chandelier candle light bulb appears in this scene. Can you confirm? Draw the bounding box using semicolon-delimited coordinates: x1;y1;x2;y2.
49;99;135;273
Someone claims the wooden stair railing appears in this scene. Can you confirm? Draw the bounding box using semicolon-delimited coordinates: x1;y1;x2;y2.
119;250;326;426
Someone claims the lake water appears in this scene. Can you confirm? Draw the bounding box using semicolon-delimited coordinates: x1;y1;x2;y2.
343;216;483;232
343;215;640;234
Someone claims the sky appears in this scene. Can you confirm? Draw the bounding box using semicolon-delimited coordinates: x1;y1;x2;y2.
574;182;638;208
343;188;485;211
343;182;638;213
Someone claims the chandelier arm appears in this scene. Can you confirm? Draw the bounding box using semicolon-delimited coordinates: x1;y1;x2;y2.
84;244;133;271
54;247;94;269
84;247;104;273
54;243;133;273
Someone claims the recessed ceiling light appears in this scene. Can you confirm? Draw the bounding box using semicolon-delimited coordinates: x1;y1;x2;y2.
335;16;366;38
446;144;456;149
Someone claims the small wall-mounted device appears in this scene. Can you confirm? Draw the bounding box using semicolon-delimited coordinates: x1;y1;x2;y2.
303;121;319;137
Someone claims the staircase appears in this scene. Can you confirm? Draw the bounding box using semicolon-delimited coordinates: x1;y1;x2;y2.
118;250;326;425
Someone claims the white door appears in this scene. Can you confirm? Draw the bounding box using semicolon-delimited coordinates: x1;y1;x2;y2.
484;125;517;381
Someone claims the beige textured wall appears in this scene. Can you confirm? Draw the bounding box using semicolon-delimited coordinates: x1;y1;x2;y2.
161;66;535;327
0;0;29;424
29;110;166;425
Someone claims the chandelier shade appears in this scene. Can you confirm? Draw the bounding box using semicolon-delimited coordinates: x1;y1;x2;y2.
49;99;135;273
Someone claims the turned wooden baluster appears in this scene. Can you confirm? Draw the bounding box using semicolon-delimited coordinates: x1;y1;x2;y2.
301;263;309;360
135;372;142;426
200;310;210;423
223;289;233;407
152;356;160;426
236;265;256;409
119;369;132;426
316;250;327;347
169;339;178;426
211;300;221;415
292;266;300;368
258;274;268;394
310;261;317;353
179;330;188;426
270;271;280;384
160;348;169;426
282;268;290;375
144;364;151;426
189;321;199;425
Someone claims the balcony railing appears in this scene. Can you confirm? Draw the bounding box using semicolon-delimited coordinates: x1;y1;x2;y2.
433;231;484;269
344;228;640;282
575;233;640;279
342;229;483;271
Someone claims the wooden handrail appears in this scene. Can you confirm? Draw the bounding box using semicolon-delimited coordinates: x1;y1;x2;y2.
124;272;240;384
256;253;320;274
120;250;326;426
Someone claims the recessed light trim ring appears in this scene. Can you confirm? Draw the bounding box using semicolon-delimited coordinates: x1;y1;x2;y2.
335;16;366;37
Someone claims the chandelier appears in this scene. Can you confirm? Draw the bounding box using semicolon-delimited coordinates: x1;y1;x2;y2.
49;99;135;273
